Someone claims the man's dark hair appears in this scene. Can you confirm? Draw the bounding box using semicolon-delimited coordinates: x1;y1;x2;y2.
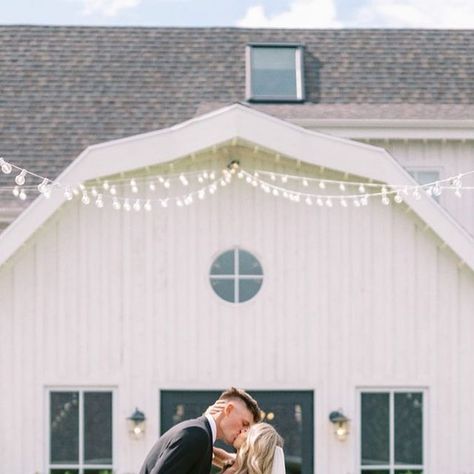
218;387;261;423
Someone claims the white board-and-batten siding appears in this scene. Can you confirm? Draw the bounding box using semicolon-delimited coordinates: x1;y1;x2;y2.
0;151;473;474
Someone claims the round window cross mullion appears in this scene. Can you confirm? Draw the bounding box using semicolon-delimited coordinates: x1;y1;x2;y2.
210;248;263;303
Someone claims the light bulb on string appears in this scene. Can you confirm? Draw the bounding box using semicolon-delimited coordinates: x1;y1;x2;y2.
353;198;361;207
198;175;204;183
316;197;324;207
95;194;104;208
91;187;98;197
361;195;369;206
12;186;20;197
358;184;366;193
179;174;189;186
149;181;156;191
123;199;131;212
81;192;90;205
133;199;141;212
394;192;403;204
302;179;309;187
325;198;333;207
164;180;171;189
198;189;206;200
432;183;442;197
319;181;326;189
0;158;12;174
281;175;288;183
112;198;121;210
110;185;117;195
38;178;49;194
15;169;27;186
102;181;110;191
237;171;244;179
339;183;346;192
160;199;168;208
455;188;462;198
43;185;52;199
209;171;216;180
305;196;313;205
19;189;27;200
272;189;279;197
270;174;276;181
425;186;433;196
144;200;152;212
340;198;348;207
64;188;73;201
176;199;184;207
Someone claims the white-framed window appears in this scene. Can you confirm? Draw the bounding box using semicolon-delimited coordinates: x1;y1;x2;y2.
359;389;425;474
48;389;114;474
246;44;305;102
209;248;264;303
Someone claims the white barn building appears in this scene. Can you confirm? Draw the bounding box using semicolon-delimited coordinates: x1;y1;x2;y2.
0;27;473;474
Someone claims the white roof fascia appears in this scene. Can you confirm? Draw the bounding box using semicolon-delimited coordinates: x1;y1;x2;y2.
0;104;473;270
290;119;474;140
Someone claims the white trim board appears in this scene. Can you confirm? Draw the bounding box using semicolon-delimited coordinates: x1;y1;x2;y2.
0;104;473;270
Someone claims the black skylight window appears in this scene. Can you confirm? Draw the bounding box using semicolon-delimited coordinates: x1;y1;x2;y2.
246;44;304;102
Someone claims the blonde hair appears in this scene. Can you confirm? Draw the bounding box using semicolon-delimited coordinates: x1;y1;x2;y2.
232;423;283;474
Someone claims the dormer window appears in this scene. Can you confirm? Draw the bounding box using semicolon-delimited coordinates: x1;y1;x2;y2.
246;44;305;102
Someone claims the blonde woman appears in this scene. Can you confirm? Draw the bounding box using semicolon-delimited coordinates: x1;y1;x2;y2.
213;422;286;474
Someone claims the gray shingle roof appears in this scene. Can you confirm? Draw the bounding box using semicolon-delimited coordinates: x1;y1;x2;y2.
1;25;474;208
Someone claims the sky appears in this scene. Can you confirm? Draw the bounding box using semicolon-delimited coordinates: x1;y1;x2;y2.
1;0;474;28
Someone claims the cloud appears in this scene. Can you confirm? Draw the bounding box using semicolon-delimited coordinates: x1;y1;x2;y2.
237;0;474;28
352;0;474;28
237;0;342;28
82;0;142;17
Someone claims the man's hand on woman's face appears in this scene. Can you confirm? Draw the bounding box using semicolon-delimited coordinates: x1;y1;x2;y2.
205;399;227;416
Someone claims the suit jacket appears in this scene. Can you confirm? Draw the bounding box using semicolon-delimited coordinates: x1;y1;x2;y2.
139;416;213;474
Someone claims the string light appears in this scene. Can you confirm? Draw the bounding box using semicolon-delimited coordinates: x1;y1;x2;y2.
0;157;472;214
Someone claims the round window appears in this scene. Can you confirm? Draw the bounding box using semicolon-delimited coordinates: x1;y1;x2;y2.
210;248;263;303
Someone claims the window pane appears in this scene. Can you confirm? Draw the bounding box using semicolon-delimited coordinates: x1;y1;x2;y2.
395;470;423;474
409;170;439;185
210;278;235;302
395;392;423;465
84;470;113;474
238;249;263;275
210;250;235;275
251;47;297;98
361;393;390;465
50;470;79;474
84;392;113;465
50;392;79;464
238;278;263;303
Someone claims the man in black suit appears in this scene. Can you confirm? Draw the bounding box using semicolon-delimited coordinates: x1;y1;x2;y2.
139;387;261;474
